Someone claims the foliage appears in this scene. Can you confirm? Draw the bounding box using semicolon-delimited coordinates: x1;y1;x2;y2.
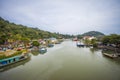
83;38;98;47
32;41;40;47
77;34;83;39
61;34;74;39
91;39;97;45
102;34;120;47
84;39;91;45
0;17;69;45
82;31;105;37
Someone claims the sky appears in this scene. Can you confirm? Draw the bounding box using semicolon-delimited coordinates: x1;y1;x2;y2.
0;0;120;35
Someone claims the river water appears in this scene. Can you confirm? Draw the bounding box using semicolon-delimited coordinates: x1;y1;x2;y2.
0;40;120;80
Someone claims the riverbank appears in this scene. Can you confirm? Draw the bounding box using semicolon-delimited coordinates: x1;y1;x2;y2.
98;45;120;58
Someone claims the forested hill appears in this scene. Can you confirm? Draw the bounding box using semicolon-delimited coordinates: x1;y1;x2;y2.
0;17;73;44
82;31;105;37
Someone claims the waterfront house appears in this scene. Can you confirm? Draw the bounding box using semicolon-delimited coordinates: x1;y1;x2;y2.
49;38;58;44
83;36;96;40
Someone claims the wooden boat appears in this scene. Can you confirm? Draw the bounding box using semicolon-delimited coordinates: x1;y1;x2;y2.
0;54;30;68
102;53;118;58
39;47;47;54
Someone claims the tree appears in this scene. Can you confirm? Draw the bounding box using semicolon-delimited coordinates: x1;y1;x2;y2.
32;41;40;47
102;34;120;48
91;39;97;47
84;39;91;45
21;37;30;52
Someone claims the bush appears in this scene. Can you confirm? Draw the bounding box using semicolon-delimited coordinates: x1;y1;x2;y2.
32;41;40;47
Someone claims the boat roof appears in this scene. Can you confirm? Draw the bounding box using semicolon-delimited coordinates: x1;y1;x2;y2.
0;55;22;62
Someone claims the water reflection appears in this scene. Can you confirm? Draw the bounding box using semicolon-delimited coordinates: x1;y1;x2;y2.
89;48;100;53
31;50;40;56
102;49;115;54
0;56;31;72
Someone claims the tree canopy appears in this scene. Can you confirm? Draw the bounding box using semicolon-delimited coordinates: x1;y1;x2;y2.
102;34;120;47
0;17;73;44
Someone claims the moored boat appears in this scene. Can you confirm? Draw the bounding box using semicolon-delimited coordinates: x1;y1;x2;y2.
0;53;30;68
39;47;47;54
76;42;84;47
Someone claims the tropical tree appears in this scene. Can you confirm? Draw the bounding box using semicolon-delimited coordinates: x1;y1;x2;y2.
32;41;40;47
91;39;97;47
84;39;91;45
102;34;120;48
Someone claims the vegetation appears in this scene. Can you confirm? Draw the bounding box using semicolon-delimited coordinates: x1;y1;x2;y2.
91;39;97;47
82;31;105;37
76;31;104;39
102;34;120;48
32;41;40;47
83;38;97;47
84;39;91;45
0;17;73;45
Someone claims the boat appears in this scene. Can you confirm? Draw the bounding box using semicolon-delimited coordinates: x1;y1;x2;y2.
76;42;84;47
102;53;118;59
0;53;30;68
39;47;47;54
48;44;54;47
0;56;31;72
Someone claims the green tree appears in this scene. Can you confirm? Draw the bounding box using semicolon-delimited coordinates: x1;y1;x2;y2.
21;37;30;51
91;39;97;47
84;39;91;45
32;41;40;47
102;34;120;48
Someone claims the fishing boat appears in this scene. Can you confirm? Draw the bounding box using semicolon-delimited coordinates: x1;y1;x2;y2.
39;47;47;54
0;53;30;68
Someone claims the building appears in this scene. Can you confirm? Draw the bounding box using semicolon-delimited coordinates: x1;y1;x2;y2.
83;36;96;40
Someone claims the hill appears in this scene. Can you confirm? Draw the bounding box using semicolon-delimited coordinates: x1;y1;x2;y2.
0;17;73;44
82;31;105;37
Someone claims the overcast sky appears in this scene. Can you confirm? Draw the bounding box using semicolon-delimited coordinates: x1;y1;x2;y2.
0;0;120;34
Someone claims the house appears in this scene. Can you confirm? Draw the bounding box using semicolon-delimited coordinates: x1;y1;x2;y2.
73;37;78;41
83;36;96;40
49;38;58;44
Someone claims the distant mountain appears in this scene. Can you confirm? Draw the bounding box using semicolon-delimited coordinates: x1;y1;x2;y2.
82;31;105;37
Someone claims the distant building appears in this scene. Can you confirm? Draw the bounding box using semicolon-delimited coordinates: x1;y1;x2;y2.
73;37;78;41
83;36;96;40
38;39;46;45
49;38;57;43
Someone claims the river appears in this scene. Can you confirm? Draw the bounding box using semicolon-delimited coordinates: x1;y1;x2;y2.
0;40;120;80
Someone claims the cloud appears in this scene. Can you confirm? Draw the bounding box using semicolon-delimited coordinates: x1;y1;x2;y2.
0;0;120;34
